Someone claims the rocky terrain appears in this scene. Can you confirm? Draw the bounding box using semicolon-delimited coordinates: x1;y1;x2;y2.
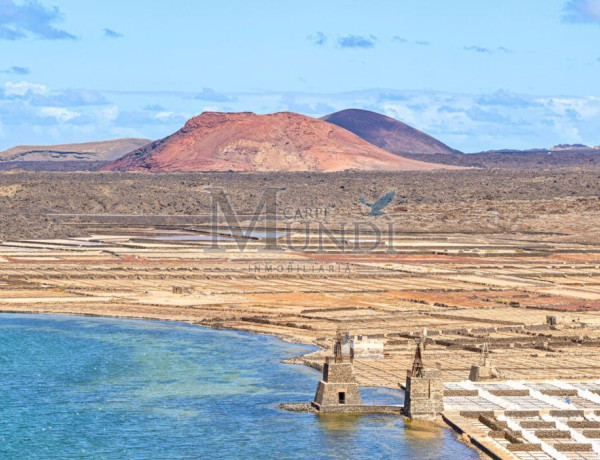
403;150;600;168
102;112;452;172
2;167;600;241
0;160;109;171
4;169;600;460
0;138;151;171
0;138;151;167
322;108;459;155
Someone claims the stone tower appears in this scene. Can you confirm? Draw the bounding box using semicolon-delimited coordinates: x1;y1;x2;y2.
403;333;444;420
469;336;501;381
312;328;362;412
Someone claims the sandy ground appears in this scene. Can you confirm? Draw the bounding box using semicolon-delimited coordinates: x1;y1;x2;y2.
2;226;600;389
4;169;600;459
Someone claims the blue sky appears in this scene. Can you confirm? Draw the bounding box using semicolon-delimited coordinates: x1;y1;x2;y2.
1;0;600;152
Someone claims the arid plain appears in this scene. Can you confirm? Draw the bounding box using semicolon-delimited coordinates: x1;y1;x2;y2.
4;169;600;457
1;168;600;384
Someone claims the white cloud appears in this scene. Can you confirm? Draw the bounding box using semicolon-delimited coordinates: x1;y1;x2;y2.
99;105;119;121
111;126;145;138
39;107;80;122
553;121;583;142
155;111;176;120
3;82;600;152
5;81;48;96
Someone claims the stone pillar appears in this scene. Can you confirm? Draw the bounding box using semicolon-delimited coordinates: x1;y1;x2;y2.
312;359;362;412
469;337;501;381
469;361;501;381
403;334;444;420
404;368;444;420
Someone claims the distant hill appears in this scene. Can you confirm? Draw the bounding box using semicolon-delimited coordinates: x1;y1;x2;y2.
551;144;598;151
474;144;600;155
400;150;600;169
321;109;460;155
102;111;457;172
0;138;152;163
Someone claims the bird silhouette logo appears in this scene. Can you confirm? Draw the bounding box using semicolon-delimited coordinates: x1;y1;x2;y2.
359;191;395;216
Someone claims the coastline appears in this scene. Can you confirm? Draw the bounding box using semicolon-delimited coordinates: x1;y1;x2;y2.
0;306;323;349
0;311;483;459
7;216;600;460
0;309;486;458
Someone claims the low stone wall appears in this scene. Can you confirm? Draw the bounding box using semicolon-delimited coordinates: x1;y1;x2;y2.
281;402;403;415
489;390;529;397
555;443;593;452
496;326;525;333
504;410;542;418
424;312;521;326
506;443;543;452
279;403;315;413
567;421;600;428
520;421;556;429
478;415;526;446
444;390;478;397
542;389;578;397
312;403;402;414
504;431;523;444
524;324;551;331
550;410;586;417
478;415;508;431
386;339;410;346
459;410;495;419
442;414;508;460
535;429;571;439
300;306;359;314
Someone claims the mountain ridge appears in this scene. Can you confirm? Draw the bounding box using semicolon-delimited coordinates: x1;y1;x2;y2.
0;138;152;162
321;108;459;155
102;111;458;172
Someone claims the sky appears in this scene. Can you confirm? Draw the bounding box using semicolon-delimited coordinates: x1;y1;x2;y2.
1;0;600;152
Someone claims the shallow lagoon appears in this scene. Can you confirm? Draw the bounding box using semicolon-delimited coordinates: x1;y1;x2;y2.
0;314;478;459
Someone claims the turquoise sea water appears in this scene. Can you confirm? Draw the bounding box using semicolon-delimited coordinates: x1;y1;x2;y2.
0;314;478;459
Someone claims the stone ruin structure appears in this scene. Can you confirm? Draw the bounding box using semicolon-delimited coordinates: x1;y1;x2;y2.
546;315;557;326
311;327;362;412
351;335;384;359
172;285;194;294
468;336;501;381
403;332;444;420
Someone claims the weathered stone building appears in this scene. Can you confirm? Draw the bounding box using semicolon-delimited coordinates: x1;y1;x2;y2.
311;327;362;412
312;357;362;411
351;335;384;359
468;337;501;381
172;285;194;294
403;338;444;420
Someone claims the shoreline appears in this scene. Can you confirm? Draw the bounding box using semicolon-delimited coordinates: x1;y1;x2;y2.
0;307;323;349
0;309;485;459
0;309;487;459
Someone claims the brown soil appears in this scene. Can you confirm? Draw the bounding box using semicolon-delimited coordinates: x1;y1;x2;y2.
2;167;600;240
102;112;455;172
